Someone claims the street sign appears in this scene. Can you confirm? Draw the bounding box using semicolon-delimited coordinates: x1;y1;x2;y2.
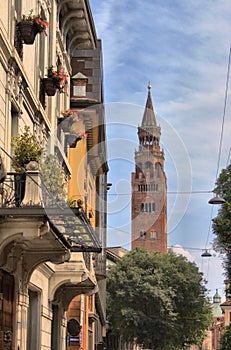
69;335;79;344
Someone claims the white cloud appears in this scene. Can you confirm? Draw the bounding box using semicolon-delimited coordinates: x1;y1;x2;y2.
170;244;195;262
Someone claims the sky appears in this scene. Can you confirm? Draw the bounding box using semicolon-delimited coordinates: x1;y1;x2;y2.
89;0;231;300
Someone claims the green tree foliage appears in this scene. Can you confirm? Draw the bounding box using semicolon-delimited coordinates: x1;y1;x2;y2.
107;248;212;350
212;164;231;279
220;324;231;350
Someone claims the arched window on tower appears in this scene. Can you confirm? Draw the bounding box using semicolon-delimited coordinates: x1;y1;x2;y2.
153;136;159;146
155;162;161;178
146;162;154;178
136;163;143;178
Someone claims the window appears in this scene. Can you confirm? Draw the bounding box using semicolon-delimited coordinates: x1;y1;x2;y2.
150;231;157;239
146;162;152;169
27;289;41;350
155;163;161;177
136;163;143;178
51;305;60;350
15;0;22;18
39;9;46;75
141;202;155;212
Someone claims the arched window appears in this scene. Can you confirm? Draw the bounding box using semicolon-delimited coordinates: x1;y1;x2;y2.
146;162;152;169
146;162;154;178
136;163;143;178
155;163;161;178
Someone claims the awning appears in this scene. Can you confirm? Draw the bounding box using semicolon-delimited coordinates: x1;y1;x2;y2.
46;206;102;253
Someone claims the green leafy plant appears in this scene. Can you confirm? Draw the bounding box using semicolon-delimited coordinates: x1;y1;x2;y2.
40;154;65;199
67;197;83;208
11;126;43;172
107;248;212;350
220;324;231;350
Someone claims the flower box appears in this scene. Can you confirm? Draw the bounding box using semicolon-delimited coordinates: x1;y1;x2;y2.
46;65;68;94
18;21;38;44
42;77;57;96
18;10;49;45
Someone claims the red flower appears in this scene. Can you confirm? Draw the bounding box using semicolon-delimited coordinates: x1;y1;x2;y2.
21;10;49;34
46;66;68;93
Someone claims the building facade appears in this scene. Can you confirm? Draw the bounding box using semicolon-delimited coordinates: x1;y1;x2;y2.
131;85;167;253
0;1;108;350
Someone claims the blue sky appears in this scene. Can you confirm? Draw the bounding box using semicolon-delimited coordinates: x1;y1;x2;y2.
89;0;231;299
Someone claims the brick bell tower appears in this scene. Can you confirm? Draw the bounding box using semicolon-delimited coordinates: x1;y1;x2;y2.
131;84;167;253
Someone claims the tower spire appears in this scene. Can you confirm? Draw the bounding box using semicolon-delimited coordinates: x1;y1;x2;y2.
141;82;157;127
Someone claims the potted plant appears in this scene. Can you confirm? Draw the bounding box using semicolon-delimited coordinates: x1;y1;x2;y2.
42;65;68;96
56;109;87;150
11;126;44;205
18;9;49;45
58;109;80;130
67;198;83;216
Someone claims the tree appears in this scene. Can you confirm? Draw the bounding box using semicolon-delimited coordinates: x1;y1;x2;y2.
212;164;231;279
220;325;231;350
106;248;212;350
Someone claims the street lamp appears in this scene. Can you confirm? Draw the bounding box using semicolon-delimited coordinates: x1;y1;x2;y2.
201;249;212;257
208;192;226;205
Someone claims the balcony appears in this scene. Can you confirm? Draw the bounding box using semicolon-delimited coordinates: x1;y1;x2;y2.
0;169;102;253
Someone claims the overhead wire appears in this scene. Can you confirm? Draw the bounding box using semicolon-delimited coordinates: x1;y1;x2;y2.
107;190;212;195
226;146;231;166
203;45;231;251
214;46;231;182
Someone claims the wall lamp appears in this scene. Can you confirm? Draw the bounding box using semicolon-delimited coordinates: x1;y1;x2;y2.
104;183;112;191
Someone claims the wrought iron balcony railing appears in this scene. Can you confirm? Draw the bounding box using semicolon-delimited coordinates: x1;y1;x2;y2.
0;170;102;253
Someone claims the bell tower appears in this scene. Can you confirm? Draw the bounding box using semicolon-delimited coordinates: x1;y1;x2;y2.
131;84;167;253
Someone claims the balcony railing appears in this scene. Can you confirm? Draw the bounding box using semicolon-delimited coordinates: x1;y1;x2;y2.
0;170;102;253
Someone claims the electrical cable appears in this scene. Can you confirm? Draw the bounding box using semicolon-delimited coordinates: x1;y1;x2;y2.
203;46;231;251
214;46;231;181
107;190;212;196
226;146;231;167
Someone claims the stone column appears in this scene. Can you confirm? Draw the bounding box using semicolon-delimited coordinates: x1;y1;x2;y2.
21;161;43;207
